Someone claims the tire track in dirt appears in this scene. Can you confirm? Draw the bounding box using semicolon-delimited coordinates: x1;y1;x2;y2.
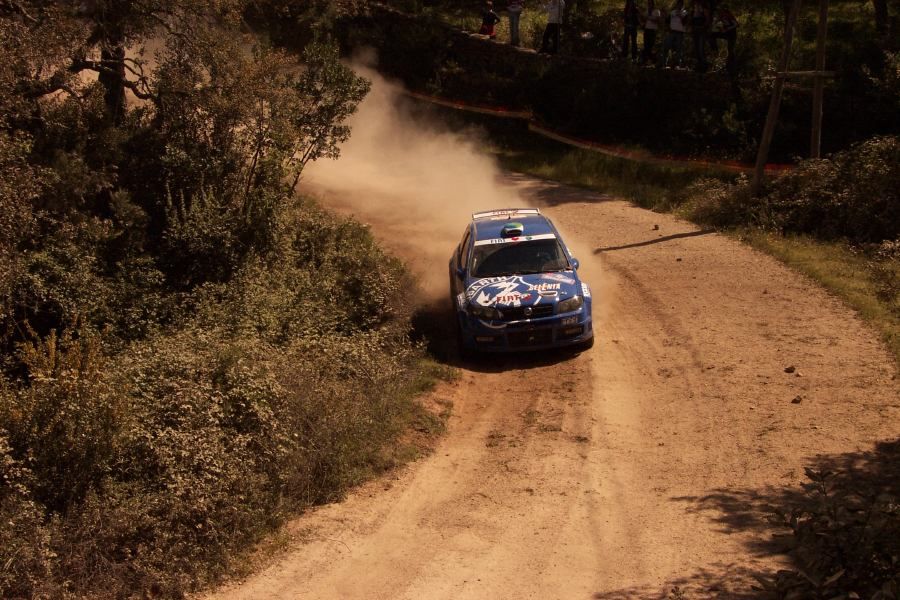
205;173;897;599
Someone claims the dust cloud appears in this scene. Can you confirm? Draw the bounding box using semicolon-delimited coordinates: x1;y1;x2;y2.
302;63;523;298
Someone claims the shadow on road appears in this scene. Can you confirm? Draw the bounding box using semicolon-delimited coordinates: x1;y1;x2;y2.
410;296;589;372
410;296;457;363
619;438;900;598
594;229;717;253
503;172;615;207
591;563;769;599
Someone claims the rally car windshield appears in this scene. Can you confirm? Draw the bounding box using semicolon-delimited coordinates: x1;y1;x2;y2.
471;239;570;278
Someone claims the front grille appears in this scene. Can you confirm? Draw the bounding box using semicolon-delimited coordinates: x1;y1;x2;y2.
499;304;554;321
507;329;553;347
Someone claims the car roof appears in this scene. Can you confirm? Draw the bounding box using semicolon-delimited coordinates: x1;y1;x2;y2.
471;210;556;242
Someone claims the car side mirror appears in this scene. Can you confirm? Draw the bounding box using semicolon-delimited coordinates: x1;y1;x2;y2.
571;258;580;270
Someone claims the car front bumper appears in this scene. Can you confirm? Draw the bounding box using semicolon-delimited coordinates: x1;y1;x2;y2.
458;309;594;353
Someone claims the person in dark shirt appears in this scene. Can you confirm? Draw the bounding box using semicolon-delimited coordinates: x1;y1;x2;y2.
658;0;688;69
623;0;640;61
710;4;738;76
508;0;525;46
641;0;661;65
690;0;710;72
539;0;565;54
480;1;502;39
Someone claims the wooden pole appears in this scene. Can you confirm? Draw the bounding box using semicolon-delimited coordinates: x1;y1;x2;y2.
752;0;803;196
810;0;829;158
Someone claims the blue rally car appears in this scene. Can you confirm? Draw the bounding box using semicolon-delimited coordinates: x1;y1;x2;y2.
449;208;594;354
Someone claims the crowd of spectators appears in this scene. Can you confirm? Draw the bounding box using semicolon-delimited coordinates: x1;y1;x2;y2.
479;0;739;75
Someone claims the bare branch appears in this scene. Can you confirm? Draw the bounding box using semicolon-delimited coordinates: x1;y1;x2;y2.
0;0;38;24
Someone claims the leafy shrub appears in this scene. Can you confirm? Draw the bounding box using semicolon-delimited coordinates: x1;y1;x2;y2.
763;136;900;244
768;444;900;600
273;331;415;505
0;132;43;330
0;433;55;599
677;175;762;228
0;331;126;514
870;240;900;317
675;136;900;245
160;190;248;289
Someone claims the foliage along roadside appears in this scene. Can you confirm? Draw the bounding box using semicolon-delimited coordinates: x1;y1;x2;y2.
0;4;452;598
0;201;454;599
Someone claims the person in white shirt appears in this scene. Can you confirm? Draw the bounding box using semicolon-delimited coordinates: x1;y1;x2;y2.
539;0;565;54
641;0;661;64
658;0;688;68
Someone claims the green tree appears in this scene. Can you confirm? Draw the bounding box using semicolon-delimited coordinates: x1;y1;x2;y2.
0;0;370;335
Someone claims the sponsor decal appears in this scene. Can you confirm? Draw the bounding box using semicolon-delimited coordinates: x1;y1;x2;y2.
472;208;541;220
466;276;542;308
456;292;466;309
496;293;523;304
465;276;572;308
543;272;576;285
581;283;592;298
473;233;557;247
528;282;561;292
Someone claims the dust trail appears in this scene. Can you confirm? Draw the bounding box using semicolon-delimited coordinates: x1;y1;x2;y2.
302;64;523;297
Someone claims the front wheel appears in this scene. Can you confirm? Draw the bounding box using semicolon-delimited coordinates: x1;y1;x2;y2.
455;315;477;362
578;335;595;352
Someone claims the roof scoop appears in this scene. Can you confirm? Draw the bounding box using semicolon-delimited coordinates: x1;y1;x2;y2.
501;222;525;237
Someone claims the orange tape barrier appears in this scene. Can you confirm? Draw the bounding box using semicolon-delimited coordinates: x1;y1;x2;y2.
402;90;792;174
404;90;533;120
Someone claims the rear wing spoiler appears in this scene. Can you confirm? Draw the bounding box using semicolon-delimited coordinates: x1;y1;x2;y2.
472;208;541;220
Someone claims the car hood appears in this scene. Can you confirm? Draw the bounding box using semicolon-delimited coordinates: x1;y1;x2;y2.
465;272;580;308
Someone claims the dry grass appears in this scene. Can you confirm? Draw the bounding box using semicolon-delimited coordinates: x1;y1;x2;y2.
736;231;900;369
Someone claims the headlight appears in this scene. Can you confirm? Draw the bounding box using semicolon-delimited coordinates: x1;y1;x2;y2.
558;295;584;313
468;303;502;320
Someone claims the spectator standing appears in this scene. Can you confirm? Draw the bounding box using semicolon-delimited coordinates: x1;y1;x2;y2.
623;0;640;61
540;0;565;54
690;0;710;72
658;0;687;68
508;0;525;46
711;4;738;75
641;0;661;65
480;1;502;39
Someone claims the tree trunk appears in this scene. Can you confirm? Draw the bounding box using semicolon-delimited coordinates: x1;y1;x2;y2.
753;0;802;195
873;0;888;33
96;43;126;123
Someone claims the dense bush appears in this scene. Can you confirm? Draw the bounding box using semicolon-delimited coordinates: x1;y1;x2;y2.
0;3;439;598
767;443;900;599
679;136;900;245
763;137;900;244
0;201;426;599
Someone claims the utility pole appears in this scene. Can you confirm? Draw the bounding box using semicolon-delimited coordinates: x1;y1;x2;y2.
810;0;829;158
752;0;802;196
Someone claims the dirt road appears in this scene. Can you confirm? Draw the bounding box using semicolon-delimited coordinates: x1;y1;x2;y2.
208;172;898;599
